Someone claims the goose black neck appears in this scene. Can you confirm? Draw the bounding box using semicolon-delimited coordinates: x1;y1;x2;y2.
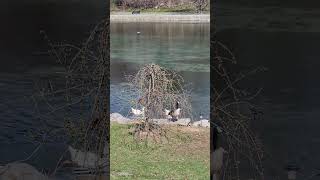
175;102;179;109
212;126;218;151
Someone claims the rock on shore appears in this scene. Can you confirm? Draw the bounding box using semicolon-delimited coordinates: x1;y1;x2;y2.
192;119;210;128
110;113;210;128
110;113;131;124
0;163;48;180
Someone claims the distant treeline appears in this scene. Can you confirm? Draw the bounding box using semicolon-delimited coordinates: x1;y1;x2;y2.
111;0;209;12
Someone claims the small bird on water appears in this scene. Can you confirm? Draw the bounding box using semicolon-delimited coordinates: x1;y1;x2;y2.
199;113;203;119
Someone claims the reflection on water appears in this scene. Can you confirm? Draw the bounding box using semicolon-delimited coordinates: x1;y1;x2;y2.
217;3;320;179
111;22;210;119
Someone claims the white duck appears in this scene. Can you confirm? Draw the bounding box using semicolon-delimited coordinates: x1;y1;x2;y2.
67;145;108;168
131;107;145;117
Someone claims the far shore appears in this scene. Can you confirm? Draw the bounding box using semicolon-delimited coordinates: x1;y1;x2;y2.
110;12;210;23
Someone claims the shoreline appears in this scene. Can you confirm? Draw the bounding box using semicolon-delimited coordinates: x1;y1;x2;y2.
110;113;210;128
110;13;210;23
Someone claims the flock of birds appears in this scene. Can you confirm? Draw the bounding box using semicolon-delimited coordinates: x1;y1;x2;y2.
131;101;182;122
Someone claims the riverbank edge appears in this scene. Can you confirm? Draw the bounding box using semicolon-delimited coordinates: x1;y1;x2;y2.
110;112;210;127
110;14;210;23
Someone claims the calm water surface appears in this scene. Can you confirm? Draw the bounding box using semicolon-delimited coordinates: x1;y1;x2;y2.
217;3;320;179
110;22;210;119
0;1;106;178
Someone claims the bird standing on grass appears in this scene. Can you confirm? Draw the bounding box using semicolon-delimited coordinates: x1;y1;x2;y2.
164;109;172;119
167;101;181;122
131;98;145;117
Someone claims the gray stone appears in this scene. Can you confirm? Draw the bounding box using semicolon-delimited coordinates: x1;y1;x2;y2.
0;163;48;180
110;14;210;23
110;113;131;124
151;118;191;126
192;119;210;128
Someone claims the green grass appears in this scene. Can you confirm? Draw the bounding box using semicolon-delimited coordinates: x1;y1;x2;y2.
110;123;209;180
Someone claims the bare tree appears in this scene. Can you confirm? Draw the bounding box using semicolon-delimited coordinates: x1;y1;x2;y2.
211;37;266;179
28;19;110;178
126;64;193;143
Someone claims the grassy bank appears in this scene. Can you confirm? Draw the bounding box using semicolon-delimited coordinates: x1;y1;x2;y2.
110;123;210;179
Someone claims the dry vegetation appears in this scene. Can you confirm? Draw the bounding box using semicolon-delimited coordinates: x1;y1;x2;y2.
212;39;267;179
29;19;110;178
126;64;193;143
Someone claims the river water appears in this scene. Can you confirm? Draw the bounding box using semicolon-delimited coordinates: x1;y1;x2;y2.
0;1;210;178
0;1;107;178
1;1;318;179
216;3;320;179
110;22;210;119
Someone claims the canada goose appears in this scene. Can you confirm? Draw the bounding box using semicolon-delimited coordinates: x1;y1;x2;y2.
131;107;145;117
168;101;181;121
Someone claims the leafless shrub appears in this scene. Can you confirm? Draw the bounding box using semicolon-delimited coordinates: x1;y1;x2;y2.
29;19;110;177
212;39;266;180
126;64;192;143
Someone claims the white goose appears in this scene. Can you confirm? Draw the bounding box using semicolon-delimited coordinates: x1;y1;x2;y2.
131;107;145;117
67;145;108;168
164;109;172;119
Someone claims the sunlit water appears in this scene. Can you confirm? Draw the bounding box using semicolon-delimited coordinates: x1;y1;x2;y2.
110;22;210;119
